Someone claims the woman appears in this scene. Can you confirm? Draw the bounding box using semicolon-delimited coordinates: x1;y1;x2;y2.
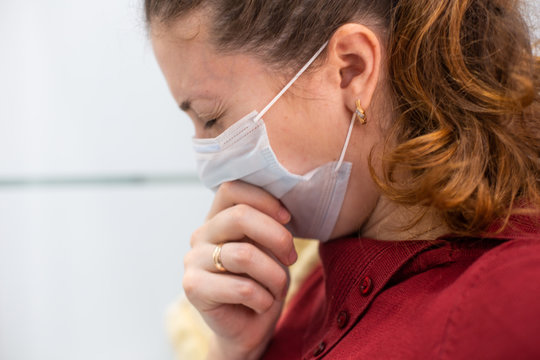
146;0;540;359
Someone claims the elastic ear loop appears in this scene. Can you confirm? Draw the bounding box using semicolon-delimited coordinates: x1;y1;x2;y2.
253;41;329;122
335;111;356;172
250;39;353;172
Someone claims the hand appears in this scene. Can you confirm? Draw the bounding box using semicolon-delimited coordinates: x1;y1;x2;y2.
183;181;297;360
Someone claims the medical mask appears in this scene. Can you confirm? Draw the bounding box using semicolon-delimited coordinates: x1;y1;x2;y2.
192;42;355;241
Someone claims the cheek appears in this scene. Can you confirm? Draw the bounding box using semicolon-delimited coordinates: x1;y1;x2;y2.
264;110;350;175
264;116;314;174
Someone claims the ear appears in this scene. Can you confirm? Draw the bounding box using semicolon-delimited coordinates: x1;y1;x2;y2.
326;23;382;115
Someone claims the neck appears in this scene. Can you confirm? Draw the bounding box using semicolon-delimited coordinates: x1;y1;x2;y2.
360;196;449;241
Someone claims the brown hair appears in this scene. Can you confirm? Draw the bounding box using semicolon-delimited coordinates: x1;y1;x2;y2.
146;0;540;236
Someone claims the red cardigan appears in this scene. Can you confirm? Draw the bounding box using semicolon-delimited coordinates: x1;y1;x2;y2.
262;216;540;359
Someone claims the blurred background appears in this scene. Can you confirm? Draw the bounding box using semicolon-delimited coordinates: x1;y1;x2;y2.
0;1;213;359
0;1;538;359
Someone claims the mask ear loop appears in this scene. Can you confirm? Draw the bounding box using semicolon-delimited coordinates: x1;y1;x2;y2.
253;41;329;122
335;111;356;172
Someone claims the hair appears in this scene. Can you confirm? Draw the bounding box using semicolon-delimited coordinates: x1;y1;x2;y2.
145;0;540;237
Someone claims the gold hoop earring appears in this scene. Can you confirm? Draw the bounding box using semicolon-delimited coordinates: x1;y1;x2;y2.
355;100;367;125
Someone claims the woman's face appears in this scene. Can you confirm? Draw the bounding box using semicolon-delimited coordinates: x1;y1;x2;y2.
151;15;388;239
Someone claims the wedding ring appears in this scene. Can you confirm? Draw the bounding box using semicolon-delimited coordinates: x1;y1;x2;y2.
212;243;227;272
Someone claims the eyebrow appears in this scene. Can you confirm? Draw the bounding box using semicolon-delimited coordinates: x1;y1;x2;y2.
180;100;191;111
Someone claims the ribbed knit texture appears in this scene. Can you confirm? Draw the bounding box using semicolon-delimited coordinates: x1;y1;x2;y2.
262;215;540;359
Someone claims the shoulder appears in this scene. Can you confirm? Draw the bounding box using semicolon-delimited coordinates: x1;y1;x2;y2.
440;238;540;359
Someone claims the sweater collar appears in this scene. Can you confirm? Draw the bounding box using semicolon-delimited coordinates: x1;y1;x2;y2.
303;236;503;357
318;236;443;311
319;212;540;303
301;214;539;357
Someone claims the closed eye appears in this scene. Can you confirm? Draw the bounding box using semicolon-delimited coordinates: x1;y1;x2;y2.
204;119;218;129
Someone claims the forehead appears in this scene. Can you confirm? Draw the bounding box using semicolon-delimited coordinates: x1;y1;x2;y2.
151;17;218;98
150;16;272;107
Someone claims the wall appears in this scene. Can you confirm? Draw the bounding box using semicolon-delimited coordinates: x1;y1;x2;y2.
0;1;213;359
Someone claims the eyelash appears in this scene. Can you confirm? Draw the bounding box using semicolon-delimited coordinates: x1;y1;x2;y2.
204;118;218;129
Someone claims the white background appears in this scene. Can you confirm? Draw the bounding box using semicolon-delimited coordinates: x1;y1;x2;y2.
0;1;213;359
0;1;538;359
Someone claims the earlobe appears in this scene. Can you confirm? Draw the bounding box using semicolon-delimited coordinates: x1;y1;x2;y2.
328;23;382;115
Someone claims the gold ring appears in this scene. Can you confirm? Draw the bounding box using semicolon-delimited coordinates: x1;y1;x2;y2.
212;243;227;272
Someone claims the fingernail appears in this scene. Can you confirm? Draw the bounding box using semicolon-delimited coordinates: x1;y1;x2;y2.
278;207;291;223
288;249;298;265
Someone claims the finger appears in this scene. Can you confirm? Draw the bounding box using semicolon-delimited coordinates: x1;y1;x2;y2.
186;242;290;301
207;181;291;224
183;270;275;314
203;204;296;266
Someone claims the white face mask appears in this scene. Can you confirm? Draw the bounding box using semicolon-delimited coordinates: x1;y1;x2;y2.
192;42;356;241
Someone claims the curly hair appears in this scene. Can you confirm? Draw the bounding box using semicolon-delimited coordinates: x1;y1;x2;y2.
145;0;540;236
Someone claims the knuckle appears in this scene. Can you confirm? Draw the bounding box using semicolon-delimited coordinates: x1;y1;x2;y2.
230;204;249;224
260;294;273;312
183;250;194;268
189;227;204;248
217;181;235;198
232;243;255;267
182;271;199;296
237;281;256;300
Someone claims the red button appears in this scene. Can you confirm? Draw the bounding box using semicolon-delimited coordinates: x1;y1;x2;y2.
360;276;373;296
313;342;326;356
337;311;349;329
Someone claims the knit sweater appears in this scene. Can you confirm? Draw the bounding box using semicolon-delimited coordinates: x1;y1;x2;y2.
262;216;540;359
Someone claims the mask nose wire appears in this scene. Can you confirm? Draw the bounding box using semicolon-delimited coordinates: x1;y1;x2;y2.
253;41;329;123
335;111;356;172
